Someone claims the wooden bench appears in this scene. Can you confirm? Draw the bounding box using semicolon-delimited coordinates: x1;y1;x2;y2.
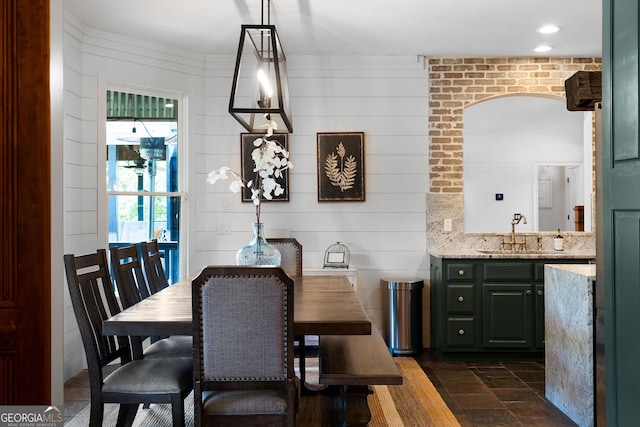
319;330;403;426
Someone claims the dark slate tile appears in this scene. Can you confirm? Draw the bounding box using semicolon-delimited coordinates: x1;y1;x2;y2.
502;362;544;372
492;387;546;403
462;408;522;426
450;393;505;410
513;370;545;383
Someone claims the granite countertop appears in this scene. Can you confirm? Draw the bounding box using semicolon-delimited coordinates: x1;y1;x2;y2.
429;249;596;260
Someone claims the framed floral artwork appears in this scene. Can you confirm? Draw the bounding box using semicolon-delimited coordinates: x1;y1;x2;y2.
317;132;365;202
241;133;289;202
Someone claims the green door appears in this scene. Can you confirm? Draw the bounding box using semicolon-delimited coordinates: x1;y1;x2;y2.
603;0;640;424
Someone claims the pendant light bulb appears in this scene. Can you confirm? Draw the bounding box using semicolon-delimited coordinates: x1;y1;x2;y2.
257;67;273;108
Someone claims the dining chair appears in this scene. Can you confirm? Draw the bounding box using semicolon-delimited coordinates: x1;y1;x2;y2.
64;249;192;427
266;238;315;387
192;266;299;427
110;244;192;359
266;238;303;277
140;239;170;295
260;238;318;367
109;244;152;309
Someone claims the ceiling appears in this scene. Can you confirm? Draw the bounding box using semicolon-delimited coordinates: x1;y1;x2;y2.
63;0;602;57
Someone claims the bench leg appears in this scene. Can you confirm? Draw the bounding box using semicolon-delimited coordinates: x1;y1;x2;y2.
341;385;373;427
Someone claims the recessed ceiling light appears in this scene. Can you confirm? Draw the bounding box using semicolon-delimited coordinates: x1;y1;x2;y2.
534;45;554;53
538;25;561;34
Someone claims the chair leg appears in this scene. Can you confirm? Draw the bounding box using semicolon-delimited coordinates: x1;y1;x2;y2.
171;393;185;427
115;403;138;427
88;399;104;427
298;337;306;383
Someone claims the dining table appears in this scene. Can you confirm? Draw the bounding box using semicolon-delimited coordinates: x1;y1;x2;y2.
102;273;372;338
102;272;372;390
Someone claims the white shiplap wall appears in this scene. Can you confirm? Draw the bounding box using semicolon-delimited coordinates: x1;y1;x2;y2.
194;54;430;336
61;12;208;380
60;14;430;380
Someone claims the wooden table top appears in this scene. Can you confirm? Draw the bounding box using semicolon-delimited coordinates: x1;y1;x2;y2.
102;274;371;337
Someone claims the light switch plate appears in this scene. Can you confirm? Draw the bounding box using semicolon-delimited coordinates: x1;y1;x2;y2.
444;218;453;232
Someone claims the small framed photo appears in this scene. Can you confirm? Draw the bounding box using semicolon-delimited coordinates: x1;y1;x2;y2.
317;132;365;202
241;133;289;202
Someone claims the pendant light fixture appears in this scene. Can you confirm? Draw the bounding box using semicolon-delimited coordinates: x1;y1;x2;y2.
229;0;293;133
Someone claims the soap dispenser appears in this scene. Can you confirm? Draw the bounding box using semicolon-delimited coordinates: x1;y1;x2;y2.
553;229;564;251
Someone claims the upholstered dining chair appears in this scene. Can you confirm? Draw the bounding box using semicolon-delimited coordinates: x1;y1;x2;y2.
110;244;192;359
192;266;299;427
140;239;170;295
266;238;316;386
64;249;192;427
266;238;303;277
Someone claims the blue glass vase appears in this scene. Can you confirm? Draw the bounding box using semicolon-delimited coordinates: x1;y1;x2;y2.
236;223;281;266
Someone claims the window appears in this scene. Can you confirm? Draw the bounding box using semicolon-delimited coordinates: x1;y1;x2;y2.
105;90;183;283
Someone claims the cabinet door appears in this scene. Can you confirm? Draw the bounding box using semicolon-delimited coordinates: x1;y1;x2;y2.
535;284;545;349
482;283;532;348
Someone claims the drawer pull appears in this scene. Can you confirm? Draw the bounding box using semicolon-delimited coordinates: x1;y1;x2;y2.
458;329;465;335
526;289;532;295
458;269;465;276
458;296;464;302
537;290;543;296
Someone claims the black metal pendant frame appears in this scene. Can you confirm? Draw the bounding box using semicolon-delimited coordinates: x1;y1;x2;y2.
229;24;293;133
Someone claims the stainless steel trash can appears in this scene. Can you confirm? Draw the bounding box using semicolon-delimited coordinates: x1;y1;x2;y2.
381;278;424;355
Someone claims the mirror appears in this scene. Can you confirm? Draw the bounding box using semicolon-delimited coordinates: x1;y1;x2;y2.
463;95;592;233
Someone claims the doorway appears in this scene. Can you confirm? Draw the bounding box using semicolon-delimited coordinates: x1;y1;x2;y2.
105;89;184;283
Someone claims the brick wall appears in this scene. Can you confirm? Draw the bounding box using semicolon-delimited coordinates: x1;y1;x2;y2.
428;57;602;193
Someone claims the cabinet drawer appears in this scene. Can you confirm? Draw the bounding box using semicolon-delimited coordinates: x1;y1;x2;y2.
446;284;475;314
446;317;476;348
445;263;475;282
483;262;532;281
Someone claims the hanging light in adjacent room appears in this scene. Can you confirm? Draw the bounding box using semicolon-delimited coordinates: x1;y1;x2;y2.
229;0;293;133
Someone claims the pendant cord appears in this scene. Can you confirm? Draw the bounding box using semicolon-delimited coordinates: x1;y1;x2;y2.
261;0;271;25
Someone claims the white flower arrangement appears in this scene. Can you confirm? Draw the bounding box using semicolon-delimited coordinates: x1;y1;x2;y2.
207;116;292;224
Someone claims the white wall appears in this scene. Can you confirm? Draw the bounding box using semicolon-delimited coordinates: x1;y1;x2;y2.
193;53;430;337
60;16;430;381
61;12;208;380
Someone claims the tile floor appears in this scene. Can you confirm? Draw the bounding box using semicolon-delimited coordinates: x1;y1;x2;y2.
414;350;578;426
63;350;578;426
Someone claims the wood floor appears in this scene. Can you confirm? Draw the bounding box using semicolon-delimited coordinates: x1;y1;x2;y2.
63;350;578;426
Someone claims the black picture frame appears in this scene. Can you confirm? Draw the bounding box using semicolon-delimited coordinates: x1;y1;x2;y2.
317;132;365;202
241;133;289;202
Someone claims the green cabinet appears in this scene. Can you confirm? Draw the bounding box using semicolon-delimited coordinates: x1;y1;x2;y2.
483;283;532;348
430;255;590;359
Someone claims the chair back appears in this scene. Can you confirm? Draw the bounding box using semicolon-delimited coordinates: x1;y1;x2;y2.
64;250;132;388
267;238;303;277
140;239;170;294
192;266;297;425
110;244;151;309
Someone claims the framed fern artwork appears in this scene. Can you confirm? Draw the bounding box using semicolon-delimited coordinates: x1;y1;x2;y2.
317;132;365;202
241;133;289;202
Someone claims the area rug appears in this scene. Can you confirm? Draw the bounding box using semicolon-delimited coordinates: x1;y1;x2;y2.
65;357;460;426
